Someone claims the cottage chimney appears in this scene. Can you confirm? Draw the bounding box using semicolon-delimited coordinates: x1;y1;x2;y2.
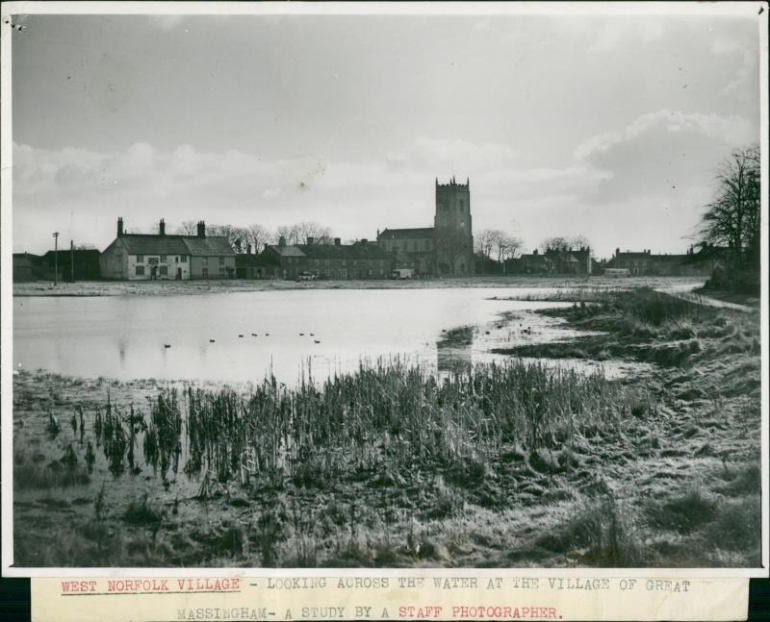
361;238;368;245
197;221;206;239
117;217;124;238
307;236;314;245
334;238;341;246
246;243;252;255
278;236;286;247
533;248;539;256
159;219;166;237
615;247;620;258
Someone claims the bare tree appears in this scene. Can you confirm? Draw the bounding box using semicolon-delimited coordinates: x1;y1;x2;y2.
245;224;273;253
474;229;503;260
176;221;198;236
496;235;523;264
277;222;334;245
699;145;760;264
295;221;334;245
276;224;300;244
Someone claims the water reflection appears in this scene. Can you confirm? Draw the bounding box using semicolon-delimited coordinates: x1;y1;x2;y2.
436;326;474;376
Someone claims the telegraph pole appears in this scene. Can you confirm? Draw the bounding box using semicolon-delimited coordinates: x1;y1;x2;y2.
70;240;75;283
53;232;59;286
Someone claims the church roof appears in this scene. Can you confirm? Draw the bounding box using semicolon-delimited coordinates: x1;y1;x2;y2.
378;227;434;240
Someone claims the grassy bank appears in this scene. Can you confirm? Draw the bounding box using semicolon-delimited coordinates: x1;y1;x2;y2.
12;288;762;568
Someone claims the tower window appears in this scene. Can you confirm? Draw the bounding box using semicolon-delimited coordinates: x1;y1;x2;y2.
459;200;464;211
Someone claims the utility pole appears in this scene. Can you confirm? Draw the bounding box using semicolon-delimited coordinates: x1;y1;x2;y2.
70;240;75;283
53;232;59;286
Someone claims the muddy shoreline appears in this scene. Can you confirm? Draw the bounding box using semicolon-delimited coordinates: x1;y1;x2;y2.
13;275;705;298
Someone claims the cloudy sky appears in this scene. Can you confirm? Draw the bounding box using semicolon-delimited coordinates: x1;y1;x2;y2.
9;4;763;257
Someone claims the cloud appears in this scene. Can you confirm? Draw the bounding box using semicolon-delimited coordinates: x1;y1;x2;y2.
387;136;519;174
574;110;756;203
587;18;665;54
12;128;729;258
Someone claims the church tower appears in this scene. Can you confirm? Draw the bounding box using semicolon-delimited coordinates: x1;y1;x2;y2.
434;177;474;275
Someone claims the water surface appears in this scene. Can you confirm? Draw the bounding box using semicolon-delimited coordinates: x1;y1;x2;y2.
13;288;645;385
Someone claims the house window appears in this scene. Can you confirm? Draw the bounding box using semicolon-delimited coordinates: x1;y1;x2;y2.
202;267;208;277
136;255;144;263
160;255;167;263
135;265;145;276
180;255;187;263
202;257;208;266
218;256;224;265
159;266;168;277
219;267;225;276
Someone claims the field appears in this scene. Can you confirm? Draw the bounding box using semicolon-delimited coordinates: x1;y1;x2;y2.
11;287;763;568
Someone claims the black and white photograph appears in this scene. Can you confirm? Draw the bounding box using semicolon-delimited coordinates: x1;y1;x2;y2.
2;2;767;573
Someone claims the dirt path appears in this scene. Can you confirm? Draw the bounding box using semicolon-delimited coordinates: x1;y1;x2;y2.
655;282;755;313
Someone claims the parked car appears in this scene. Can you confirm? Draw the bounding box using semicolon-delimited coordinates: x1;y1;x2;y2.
391;268;414;279
296;271;316;281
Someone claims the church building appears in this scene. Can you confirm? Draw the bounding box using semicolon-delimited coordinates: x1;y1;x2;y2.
377;177;475;276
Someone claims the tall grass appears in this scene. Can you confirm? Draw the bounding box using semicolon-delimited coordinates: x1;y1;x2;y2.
68;359;645;490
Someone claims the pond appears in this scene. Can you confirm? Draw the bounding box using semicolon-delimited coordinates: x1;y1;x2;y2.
12;287;644;385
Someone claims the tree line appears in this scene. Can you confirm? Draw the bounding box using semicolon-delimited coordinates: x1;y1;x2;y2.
174;221;335;254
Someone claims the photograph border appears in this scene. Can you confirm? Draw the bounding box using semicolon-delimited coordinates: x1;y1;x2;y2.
1;0;768;580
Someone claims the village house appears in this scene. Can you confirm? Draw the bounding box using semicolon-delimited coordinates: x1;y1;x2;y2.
512;247;592;275
12;252;44;281
255;236;394;280
99;218;236;280
43;248;102;281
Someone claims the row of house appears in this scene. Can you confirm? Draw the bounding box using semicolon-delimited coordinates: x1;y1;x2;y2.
14;218;398;282
514;247;594;276
239;236;393;280
607;246;719;276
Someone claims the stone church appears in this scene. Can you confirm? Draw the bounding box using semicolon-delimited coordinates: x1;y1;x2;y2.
377;177;475;276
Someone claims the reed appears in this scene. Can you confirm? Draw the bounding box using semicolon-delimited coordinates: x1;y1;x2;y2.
78;359;645;492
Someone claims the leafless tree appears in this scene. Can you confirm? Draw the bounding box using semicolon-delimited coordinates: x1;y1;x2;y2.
474;229;502;260
176;221;198;236
245;224;274;253
277;222;334;245
699;145;760;264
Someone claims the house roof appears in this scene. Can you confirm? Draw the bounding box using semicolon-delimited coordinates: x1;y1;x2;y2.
297;243;392;260
182;236;235;256
616;252;652;260
266;245;306;258
378;228;434;240
115;234;234;257
519;254;550;263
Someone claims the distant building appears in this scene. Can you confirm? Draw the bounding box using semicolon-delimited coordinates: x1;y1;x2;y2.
609;247;715;276
515;249;552;275
100;218;236;280
256;236;394;280
512;247;592;275
377;177;475;276
42;249;101;281
13;252;44;281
